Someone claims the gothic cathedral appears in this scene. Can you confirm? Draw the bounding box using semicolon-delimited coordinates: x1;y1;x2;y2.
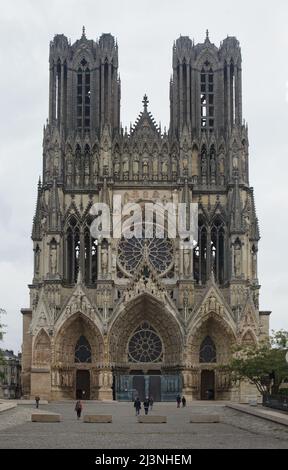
21;29;270;402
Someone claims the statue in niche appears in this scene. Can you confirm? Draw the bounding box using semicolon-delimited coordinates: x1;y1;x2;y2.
182;140;188;153
101;244;108;276
92;154;99;181
114;158;120;179
182;155;188;176
172;158;177;180
84;157;90;186
133;157;139;180
123;157;129;180
102;139;110;176
201;153;207;178
75;157;81;186
234;243;241;277
53;146;60;176
66;158;73;186
35;247;40;273
183;249;190;276
219;152;225;184
161;159;168;179
241;151;246;179
210;154;216;177
50;243;57;275
252;248;257;279
152;157;158;179
232;152;239;170
142;160;149;179
45;151;51;180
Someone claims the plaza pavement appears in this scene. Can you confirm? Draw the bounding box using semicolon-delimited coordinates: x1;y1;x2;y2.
1;401;288;449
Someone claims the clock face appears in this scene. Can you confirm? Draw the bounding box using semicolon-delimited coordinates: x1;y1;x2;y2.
117;236;174;277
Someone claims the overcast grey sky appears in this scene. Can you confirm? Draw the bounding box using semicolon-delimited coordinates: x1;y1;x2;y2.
0;0;288;352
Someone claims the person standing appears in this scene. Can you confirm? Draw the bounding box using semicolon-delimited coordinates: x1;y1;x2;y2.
182;396;186;407
75;400;83;420
176;394;181;408
35;396;40;409
143;397;150;415
149;396;154;411
134;397;141;416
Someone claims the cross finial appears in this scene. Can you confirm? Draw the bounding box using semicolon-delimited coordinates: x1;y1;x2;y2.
82;25;86;37
142;94;149;111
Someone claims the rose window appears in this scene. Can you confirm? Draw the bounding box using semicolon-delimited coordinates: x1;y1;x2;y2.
118;236;173;276
128;322;163;363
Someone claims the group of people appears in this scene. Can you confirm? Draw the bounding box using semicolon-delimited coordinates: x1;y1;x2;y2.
176;394;186;408
133;396;154;415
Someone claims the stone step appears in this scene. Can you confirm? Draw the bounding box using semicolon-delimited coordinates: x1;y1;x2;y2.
190;414;220;423
83;415;112;423
138;416;167;423
31;413;61;422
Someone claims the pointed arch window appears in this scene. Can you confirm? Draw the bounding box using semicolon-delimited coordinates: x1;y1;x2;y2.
84;216;98;285
193;216;208;285
200;63;214;131
75;336;92;363
211;217;225;285
77;58;91;131
65;216;80;284
199;336;216;363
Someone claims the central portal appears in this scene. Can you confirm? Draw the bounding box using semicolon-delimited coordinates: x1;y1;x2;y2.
76;370;90;399
201;370;215;400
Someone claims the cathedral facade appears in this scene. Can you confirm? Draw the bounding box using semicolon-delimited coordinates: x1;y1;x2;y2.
21;29;270;401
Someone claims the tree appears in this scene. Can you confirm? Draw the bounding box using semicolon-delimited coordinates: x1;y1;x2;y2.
224;330;288;396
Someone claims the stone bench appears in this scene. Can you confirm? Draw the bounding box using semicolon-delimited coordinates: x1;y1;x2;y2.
138;416;167;423
83;415;112;423
190;414;220;423
31;413;61;423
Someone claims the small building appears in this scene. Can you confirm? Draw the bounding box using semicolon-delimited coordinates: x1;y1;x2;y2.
0;350;22;399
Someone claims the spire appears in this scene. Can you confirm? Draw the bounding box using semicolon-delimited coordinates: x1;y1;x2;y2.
205;29;210;44
250;188;260;240
32;179;43;240
82;25;86;38
142;94;149;112
48;178;61;231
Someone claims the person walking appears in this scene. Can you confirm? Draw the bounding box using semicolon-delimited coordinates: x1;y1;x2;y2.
143;397;150;415
182;396;186;407
176;394;181;408
134;397;141;416
75;400;83;420
35;396;40;409
149;396;154;411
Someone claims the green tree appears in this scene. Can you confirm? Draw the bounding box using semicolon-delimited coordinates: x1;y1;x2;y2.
225;330;288;396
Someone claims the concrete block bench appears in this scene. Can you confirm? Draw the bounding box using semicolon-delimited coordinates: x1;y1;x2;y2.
31;413;61;423
83;415;112;423
138;416;167;423
190;414;220;423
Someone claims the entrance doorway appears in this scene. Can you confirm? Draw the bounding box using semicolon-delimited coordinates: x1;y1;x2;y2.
132;376;145;401
201;370;215;400
149;376;161;402
76;370;90;399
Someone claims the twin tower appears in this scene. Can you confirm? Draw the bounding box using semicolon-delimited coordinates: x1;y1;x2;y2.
48;28;242;138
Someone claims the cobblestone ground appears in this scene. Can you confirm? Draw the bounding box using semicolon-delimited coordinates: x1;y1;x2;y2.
0;402;288;449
